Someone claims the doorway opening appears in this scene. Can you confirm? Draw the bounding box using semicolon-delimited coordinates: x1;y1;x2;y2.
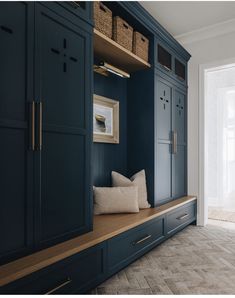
204;64;235;224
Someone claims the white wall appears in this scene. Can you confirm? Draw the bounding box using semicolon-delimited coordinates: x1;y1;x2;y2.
178;30;235;224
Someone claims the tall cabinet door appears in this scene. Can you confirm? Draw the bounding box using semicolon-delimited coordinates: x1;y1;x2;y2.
0;3;34;263
172;90;187;198
155;79;172;205
34;4;92;246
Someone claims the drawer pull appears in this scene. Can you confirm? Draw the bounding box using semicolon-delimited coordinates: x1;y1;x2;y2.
45;278;72;295
132;234;152;246
177;214;189;220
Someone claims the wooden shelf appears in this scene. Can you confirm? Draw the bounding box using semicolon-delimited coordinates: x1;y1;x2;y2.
94;29;151;73
0;196;196;287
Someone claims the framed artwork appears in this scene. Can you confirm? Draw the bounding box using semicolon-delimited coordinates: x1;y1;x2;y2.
93;94;119;144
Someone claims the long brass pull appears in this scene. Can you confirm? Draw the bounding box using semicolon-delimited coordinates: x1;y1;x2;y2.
39;101;42;151
45;278;72;295
177;214;189;220
30;101;35;151
172;131;177;154
132;234;152;246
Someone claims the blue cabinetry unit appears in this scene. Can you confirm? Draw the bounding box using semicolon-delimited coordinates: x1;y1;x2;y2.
0;1;194;294
127;10;190;206
0;1;93;264
0;2;34;264
155;77;187;204
34;2;93;249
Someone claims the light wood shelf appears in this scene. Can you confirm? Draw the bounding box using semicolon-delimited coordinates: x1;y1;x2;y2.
94;29;151;73
0;196;196;287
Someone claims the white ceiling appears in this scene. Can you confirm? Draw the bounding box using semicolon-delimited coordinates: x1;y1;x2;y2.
140;1;235;37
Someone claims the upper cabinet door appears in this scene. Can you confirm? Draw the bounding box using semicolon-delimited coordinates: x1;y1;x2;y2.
34;4;92;246
0;2;34;263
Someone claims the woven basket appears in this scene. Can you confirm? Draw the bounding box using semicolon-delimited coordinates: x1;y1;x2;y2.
133;31;149;62
94;2;112;38
113;16;133;52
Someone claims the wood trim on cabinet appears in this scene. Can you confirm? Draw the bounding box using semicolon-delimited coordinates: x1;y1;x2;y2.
0;196;196;287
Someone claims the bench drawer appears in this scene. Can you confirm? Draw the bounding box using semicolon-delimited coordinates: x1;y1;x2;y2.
108;217;164;273
166;201;196;235
0;243;106;294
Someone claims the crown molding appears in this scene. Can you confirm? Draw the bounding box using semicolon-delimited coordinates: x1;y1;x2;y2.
175;18;235;45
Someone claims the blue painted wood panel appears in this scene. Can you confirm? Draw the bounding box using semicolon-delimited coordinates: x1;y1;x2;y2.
127;68;155;206
172;89;187;198
0;2;34;264
173;90;186;145
155;79;172;205
34;3;92;247
93;73;127;186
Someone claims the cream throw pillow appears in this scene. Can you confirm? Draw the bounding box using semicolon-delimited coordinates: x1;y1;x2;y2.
112;170;151;209
93;186;139;215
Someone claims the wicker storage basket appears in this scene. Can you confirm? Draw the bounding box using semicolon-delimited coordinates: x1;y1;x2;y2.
113;16;133;51
94;2;112;38
133;31;149;62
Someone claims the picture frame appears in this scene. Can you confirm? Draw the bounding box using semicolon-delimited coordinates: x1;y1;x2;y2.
93;94;119;144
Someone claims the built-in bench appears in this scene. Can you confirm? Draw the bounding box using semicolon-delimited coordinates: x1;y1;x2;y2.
0;196;196;294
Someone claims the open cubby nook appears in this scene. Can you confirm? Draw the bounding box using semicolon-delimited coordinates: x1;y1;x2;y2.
93;72;128;187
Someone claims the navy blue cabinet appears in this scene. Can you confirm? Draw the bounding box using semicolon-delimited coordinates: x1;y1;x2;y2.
108;217;165;274
0;2;92;264
0;1;192;293
34;3;92;248
0;200;196;294
0;243;107;294
155;77;187;204
0;2;34;264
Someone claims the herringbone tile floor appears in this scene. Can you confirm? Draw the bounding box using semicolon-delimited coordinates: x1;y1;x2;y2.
91;221;235;294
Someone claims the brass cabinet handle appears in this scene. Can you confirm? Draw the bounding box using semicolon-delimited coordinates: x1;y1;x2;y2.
30;101;35;151
172;131;177;154
39;101;42;151
177;214;189;220
45;278;72;295
132;234;152;246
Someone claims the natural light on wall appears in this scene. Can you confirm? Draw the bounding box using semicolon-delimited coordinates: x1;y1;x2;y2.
205;65;235;213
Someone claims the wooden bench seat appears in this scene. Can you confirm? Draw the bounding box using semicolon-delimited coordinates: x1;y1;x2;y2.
0;196;196;290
